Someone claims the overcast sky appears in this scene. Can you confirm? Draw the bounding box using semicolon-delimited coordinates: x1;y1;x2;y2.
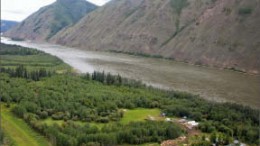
1;0;110;21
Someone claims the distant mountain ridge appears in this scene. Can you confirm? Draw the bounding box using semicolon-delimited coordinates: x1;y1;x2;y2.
1;20;18;33
4;0;97;40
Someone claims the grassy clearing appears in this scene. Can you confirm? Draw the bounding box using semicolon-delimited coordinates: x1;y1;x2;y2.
41;108;161;128
120;108;161;124
1;105;50;146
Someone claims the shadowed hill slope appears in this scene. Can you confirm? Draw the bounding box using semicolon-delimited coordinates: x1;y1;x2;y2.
4;0;97;41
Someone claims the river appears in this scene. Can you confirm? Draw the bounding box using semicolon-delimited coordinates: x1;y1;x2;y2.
1;37;260;108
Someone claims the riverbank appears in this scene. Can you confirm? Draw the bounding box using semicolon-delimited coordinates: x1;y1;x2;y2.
1;37;259;108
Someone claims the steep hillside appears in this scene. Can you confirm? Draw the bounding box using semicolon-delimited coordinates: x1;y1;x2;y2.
52;0;260;74
1;20;18;33
4;0;97;41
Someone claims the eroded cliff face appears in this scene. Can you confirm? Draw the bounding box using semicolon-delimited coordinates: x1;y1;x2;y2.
51;0;260;74
4;0;97;41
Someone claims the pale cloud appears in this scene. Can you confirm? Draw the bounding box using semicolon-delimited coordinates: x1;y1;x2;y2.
1;0;110;21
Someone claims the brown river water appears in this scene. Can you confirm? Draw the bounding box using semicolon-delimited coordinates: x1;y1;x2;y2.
1;37;260;108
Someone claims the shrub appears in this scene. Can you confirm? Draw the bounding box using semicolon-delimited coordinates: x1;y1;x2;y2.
238;7;253;15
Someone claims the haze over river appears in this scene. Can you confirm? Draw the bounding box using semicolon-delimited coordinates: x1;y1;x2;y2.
1;37;260;108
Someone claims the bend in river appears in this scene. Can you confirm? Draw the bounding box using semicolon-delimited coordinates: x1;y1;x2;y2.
1;37;260;108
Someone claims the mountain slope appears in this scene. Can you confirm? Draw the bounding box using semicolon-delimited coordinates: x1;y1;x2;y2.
52;0;260;74
1;20;18;33
4;0;97;41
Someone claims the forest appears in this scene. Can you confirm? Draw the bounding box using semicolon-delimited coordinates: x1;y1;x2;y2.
0;43;259;146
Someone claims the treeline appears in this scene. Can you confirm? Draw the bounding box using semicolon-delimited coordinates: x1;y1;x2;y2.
0;65;143;87
0;43;42;55
109;50;165;59
0;65;53;81
27;121;182;146
83;71;144;87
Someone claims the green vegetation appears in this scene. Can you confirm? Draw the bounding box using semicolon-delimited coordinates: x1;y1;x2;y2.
43;121;182;145
0;44;259;146
170;0;189;31
171;0;189;16
1;105;50;146
238;7;253;15
109;50;165;59
0;129;4;145
41;108;161;128
120;109;161;124
160;0;190;47
0;43;71;72
160;19;194;47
